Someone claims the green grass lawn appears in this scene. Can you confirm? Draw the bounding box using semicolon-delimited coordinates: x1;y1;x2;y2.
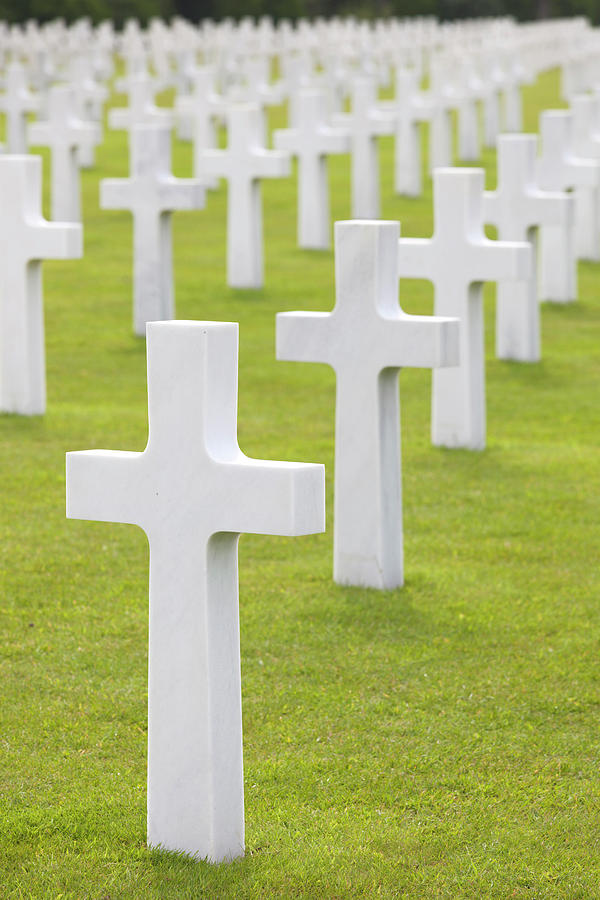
1;66;599;898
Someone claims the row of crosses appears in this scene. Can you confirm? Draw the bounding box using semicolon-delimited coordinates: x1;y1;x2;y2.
1;77;590;867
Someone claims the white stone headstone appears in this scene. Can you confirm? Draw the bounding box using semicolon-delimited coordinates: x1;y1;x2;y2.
277;220;459;589
570;94;600;261
390;68;427;197
100;123;205;337
501;52;525;133
479;53;502;149
536;109;600;302
274;88;350;249
175;65;219;145
67;54;108;168
187;68;227;188
455;59;482;162
109;74;173;133
0;61;38;153
66;320;325;863
201;103;290;288
483;134;572;362
28;84;100;222
0;155;82;414
425;57;455;171
333;76;395;219
398;168;531;450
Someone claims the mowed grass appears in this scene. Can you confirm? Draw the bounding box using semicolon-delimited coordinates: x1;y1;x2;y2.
1;66;599;898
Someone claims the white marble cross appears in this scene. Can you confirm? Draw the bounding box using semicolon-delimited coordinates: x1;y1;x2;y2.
277;220;459;589
66;320;325;863
570;94;600;261
100;123;205;336
536;109;600;302
480;53;502;149
184;68;227;188
28;84;100;222
109;74;173;133
175;65;220;150
274;88;350;249
67;55;108;168
390;68;428;197
0;61;39;153
200;103;290;288
424;59;455;172
333;76;395;219
455;60;482;162
501;53;525;133
398;168;531;450
483;134;572;362
0;155;82;414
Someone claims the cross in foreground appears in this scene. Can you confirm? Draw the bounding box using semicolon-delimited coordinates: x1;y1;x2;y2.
66;321;325;862
277;220;459;589
0;155;82;415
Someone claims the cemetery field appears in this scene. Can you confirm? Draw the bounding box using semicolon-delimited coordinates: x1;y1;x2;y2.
2;66;600;898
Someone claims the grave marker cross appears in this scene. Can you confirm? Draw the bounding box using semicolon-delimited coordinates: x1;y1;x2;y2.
274;88;350;249
483;134;572;361
201;103;290;288
398;168;531;450
0;61;39;153
0;156;82;414
28;84;100;222
333;77;395;219
569;95;600;262
109;73;172;132
66;320;325;863
100;123;205;336
390;68;428;197
536;110;600;302
277;220;459;589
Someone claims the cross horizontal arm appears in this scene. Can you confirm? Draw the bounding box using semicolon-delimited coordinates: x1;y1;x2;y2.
157;178;205;211
110;108;173;131
108;108;131;129
100;178;137;211
565;158;600;188
222;458;325;537
276;311;334;366
66;449;148;530
319;127;351;154
79;122;102;145
273;129;298;153
537;155;600;191
369;110;396;136
252;149;290;180
380;314;460;369
200;149;233;179
28;122;53;145
469;239;531;283
482;189;573;231
274;127;349;158
30;221;83;261
525;191;573;228
0;94;38;114
397;238;433;280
